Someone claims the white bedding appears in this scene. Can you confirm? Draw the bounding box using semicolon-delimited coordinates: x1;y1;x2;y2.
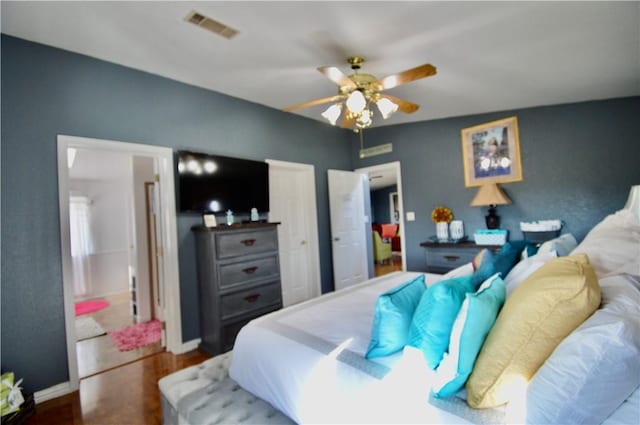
229;270;640;424
229;271;482;424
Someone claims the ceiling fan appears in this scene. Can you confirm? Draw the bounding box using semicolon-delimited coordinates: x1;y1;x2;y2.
283;56;437;131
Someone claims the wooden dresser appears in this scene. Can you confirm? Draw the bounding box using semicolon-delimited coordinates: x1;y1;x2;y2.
420;241;501;274
192;222;282;355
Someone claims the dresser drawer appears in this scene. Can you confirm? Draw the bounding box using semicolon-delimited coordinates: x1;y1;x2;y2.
425;247;478;272
218;255;279;289
220;282;281;321
216;229;278;259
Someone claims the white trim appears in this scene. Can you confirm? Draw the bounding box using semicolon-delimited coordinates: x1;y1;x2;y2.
389;191;399;224
57;134;182;392
173;338;202;354
34;382;73;404
355;161;407;272
266;159;322;299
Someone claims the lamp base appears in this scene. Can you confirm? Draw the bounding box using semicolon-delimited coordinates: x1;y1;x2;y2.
485;205;500;229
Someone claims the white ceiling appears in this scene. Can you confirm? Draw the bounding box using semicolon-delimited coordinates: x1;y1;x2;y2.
2;1;639;128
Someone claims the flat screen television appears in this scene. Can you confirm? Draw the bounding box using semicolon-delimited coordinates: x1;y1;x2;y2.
177;150;269;214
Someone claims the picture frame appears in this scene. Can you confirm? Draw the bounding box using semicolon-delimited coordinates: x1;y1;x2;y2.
461;116;522;187
203;213;217;228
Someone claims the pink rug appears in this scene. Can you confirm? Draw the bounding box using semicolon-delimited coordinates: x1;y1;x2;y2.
75;300;110;316
109;320;162;351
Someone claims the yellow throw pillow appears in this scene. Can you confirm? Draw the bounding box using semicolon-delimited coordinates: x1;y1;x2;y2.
466;253;601;408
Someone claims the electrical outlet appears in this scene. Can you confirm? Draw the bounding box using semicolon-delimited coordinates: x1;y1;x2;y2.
406;212;415;221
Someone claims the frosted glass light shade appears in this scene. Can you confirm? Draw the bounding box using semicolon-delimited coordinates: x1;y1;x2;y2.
376;97;398;119
346;90;366;114
321;103;342;125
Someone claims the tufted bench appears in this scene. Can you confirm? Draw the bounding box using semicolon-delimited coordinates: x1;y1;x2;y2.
159;351;294;425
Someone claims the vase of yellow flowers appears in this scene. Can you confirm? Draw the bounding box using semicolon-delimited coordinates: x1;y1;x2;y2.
431;206;453;242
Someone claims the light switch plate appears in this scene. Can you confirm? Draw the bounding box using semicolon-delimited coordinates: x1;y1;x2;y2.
406;212;415;221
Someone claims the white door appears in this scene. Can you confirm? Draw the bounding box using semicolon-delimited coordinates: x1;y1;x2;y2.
146;180;164;323
268;160;322;306
328;169;369;291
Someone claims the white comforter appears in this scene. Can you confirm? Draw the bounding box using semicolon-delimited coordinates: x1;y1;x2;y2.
229;272;480;424
229;271;640;424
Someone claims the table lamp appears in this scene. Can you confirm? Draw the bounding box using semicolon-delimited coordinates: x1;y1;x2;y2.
470;183;512;229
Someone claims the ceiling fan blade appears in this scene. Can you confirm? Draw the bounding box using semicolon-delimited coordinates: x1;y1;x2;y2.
379;94;420;114
283;95;344;112
340;113;356;129
374;64;437;91
317;66;357;90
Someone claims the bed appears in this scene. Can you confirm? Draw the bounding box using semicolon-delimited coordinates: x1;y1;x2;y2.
161;190;640;424
229;202;640;424
230;271;488;424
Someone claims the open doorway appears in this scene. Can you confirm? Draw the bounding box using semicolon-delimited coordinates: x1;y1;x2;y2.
58;135;183;394
355;161;407;277
67;150;164;378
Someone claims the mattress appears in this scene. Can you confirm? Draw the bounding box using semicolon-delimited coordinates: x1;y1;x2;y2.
229;271;490;424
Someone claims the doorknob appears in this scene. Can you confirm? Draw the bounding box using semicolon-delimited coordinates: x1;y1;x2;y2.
333;237;340;242
300;240;307;245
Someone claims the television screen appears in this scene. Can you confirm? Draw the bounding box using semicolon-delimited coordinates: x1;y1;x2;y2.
177;151;269;214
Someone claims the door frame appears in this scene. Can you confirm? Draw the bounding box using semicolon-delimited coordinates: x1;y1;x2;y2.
355;161;407;271
57;134;183;395
266;159;322;301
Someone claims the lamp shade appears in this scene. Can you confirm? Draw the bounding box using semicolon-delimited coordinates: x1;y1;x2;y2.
624;185;640;220
470;183;512;207
321;103;342;125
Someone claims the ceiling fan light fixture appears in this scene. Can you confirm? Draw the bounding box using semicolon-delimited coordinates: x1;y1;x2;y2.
356;108;373;129
321;103;342;126
376;97;399;119
346;90;366;114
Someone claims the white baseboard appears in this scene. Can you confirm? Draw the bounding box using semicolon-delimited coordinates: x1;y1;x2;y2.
34;381;75;404
172;338;201;354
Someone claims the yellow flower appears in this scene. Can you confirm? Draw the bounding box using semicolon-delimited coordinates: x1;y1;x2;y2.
431;206;453;223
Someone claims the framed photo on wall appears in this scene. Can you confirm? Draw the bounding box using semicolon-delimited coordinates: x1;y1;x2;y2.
461;116;523;187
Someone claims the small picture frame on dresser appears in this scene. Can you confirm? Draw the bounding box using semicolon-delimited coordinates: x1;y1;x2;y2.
203;214;217;228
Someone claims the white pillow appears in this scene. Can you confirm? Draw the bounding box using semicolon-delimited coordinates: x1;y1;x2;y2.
526;274;640;425
503;251;557;297
572;210;640;278
538;233;578;257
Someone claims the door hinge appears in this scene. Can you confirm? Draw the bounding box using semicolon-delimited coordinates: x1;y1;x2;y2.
154;174;160;182
156;246;163;257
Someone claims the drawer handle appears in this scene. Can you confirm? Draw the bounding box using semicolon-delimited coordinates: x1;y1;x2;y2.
244;294;260;303
443;255;460;262
240;239;256;246
242;266;259;274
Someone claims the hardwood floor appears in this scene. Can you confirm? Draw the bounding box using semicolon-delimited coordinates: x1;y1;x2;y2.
27;350;211;425
77;292;163;378
374;254;403;277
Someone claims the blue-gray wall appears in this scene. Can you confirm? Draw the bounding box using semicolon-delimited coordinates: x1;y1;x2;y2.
1;35;351;393
2;33;639;394
352;97;640;271
371;185;398;224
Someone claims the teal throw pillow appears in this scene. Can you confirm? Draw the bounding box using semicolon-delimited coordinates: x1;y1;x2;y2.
472;249;495;287
407;275;475;369
493;241;530;278
433;274;506;398
472;241;532;288
366;274;426;359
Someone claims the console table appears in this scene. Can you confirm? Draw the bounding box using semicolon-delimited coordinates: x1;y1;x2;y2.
192;222;282;355
420;241;501;274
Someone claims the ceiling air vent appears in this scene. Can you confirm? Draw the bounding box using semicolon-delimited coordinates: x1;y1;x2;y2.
185;11;238;40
